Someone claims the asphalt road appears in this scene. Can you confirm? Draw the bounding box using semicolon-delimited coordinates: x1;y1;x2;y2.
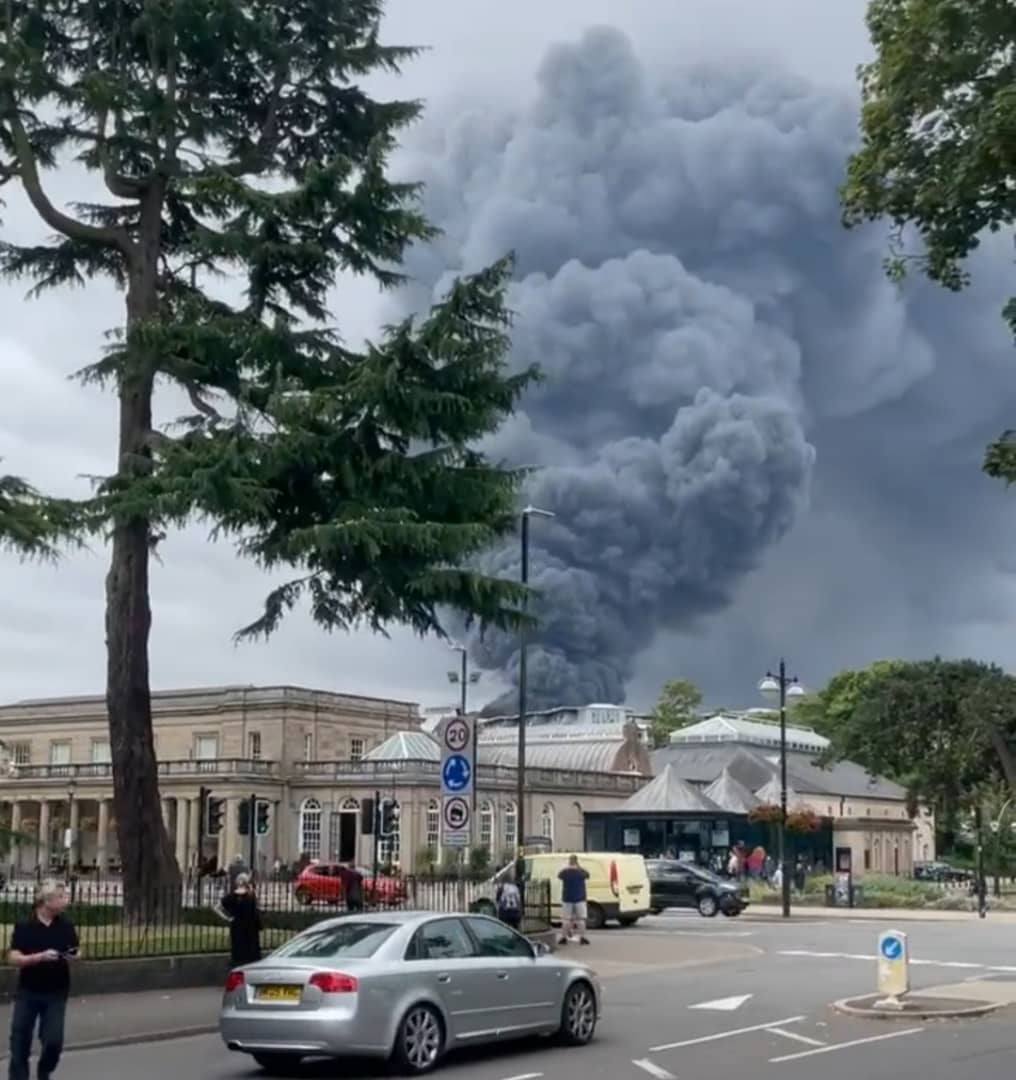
47;912;1016;1080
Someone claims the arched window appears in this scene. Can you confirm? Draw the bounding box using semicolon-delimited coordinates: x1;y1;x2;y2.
341;797;359;811
479;801;495;853
425;800;440;855
299;798;322;860
541;802;555;846
379;800;401;868
503;801;517;855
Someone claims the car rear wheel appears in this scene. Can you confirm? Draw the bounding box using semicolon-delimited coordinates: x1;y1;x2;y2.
558;980;597;1045
294;887;312;906
392;1003;444;1075
697;894;719;918
252;1052;303;1074
585;902;606;930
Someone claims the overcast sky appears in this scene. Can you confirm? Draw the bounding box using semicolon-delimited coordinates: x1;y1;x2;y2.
2;0;1013;715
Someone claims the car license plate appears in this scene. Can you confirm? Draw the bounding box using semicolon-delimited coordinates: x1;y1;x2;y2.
255;985;302;1003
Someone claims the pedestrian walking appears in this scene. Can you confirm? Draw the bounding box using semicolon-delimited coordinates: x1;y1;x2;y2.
793;856;807;893
217;873;262;967
7;879;79;1080
337;862;364;913
495;875;523;930
557;855;590;946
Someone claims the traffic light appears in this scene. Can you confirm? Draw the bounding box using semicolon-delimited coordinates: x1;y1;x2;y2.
238;799;251;836
255;800;271;835
379;799;399;837
206;797;224;836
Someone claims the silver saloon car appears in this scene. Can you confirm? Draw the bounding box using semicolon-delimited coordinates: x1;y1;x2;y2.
220;910;600;1075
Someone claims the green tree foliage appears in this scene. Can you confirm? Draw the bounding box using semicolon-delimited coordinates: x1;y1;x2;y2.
793;660;908;737
649;678;703;747
0;0;535;914
814;659;1016;838
840;0;1016;479
0;465;78;558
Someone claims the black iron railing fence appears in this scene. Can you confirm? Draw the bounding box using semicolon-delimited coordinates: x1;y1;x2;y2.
0;876;551;960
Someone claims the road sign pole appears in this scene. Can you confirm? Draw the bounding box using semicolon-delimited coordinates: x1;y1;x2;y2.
371;788;380;904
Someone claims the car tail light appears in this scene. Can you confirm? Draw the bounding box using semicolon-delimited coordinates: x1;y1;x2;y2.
610;860;619;897
224;970;245;993
309;972;358;993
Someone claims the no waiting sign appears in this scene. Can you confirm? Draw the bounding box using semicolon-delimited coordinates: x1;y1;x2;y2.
442;795;470;847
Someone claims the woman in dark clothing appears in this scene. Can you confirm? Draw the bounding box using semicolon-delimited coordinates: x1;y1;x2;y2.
219;873;262;966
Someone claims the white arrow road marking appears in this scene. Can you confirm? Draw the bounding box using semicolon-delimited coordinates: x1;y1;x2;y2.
767;1027;826;1048
632;1059;675;1080
690;994;753;1011
500;1074;543;1080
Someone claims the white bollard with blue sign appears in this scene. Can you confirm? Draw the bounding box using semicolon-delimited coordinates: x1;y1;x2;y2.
875;929;910;1008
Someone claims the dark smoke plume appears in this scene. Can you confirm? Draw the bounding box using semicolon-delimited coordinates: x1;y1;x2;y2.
390;27;1016;712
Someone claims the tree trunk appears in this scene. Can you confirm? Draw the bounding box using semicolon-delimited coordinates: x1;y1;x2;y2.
106;182;180;920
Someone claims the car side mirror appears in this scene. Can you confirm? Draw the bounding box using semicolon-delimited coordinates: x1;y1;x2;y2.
532;941;551;958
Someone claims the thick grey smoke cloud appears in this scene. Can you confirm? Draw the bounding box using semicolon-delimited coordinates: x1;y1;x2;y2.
391;26;1016;712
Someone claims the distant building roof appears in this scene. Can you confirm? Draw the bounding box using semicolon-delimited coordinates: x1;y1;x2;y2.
703;768;760;813
617;764;720;813
670;713;829;755
755;776;799;806
365;731;440;762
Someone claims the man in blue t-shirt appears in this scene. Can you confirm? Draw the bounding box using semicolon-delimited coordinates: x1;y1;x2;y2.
557;855;590;945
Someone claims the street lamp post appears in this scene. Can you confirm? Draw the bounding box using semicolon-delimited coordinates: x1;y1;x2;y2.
515;505;554;883
758;661;806;919
67;779;77;893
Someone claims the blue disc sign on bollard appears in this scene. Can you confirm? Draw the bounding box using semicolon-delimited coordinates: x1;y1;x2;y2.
880;935;903;960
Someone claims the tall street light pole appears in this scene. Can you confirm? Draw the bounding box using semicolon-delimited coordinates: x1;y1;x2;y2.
758;661;806;919
515;505;554;883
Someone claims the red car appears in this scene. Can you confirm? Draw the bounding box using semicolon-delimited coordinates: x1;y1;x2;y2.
293;863;406;907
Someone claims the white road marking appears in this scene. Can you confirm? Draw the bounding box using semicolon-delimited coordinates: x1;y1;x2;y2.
767;1027;826;1048
690;994;753;1011
501;1074;543;1080
632;1059;674;1080
769;1027;924;1063
778;949;1016;974
650;1016;805;1051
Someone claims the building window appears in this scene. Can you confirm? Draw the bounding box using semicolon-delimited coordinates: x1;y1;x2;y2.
379;800;400;868
426;800;440;854
299;798;323;860
11;743;30;766
350;737;365;763
873;838;881;871
194;735;218;760
303;733;314;761
247;732;262;760
541;803;555;846
90;740;111;764
49;742;71;766
479;801;495;853
503;801;517;855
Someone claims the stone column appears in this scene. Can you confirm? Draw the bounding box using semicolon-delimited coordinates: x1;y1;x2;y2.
96;799;110;877
10;801;21;874
161;798;172;830
174;797;189;872
37;800;50;873
68;797;80;870
222;797;241;866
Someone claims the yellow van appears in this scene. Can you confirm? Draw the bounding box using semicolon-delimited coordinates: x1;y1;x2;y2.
477;852;651;929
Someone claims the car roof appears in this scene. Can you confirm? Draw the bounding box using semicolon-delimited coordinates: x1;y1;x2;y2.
304;909;480;932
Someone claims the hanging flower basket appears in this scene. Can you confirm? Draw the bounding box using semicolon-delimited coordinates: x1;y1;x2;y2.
786;808;820;834
748;803;782;825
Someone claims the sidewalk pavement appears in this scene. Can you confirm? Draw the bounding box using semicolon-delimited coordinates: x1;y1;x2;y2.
749;902;1016;923
0;987;221;1059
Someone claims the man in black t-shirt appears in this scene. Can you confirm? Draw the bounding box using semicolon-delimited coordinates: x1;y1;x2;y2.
7;880;79;1080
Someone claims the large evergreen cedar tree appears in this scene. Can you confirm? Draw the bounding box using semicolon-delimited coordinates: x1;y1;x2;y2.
841;0;1016;482
0;465;77;559
0;0;536;915
809;658;1016;832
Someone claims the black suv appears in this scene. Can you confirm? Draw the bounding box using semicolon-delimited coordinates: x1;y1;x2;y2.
646;858;749;918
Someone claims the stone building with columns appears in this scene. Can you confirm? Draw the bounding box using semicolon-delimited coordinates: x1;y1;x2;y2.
0;687;651;878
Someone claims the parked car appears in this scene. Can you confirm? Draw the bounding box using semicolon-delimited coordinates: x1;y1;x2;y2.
646;859;749;917
293;863;407;907
220;910;600;1075
914;861;973;884
472;852;651;929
